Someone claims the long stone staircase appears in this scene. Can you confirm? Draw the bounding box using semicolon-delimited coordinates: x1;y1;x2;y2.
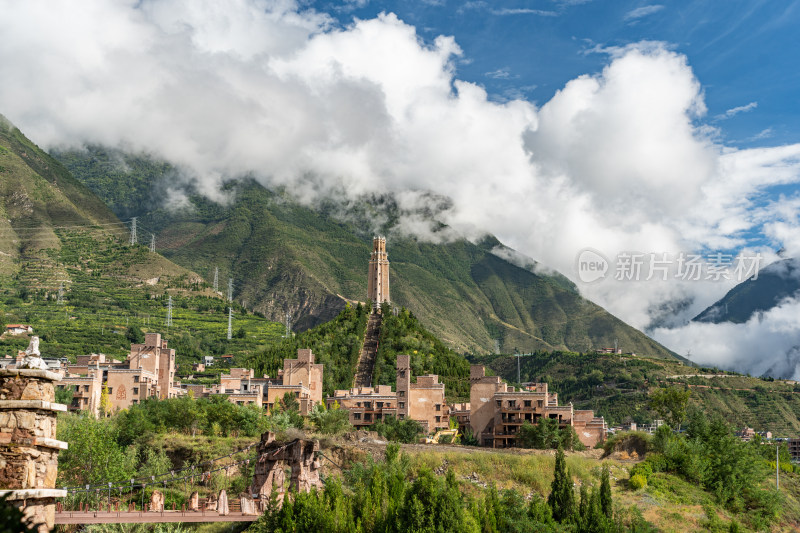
353;312;382;388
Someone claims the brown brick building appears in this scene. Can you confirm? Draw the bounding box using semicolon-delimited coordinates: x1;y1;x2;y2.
57;333;179;416
469;365;606;448
328;354;450;433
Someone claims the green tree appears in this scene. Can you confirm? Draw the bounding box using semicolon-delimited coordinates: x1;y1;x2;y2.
648;387;691;429
100;385;111;418
309;402;353;435
600;464;613;519
548;446;576;523
57;413;136;489
125;325;144;344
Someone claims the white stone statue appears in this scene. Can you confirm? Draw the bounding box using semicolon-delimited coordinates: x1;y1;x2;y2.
25;336;41;357
20;336;48;370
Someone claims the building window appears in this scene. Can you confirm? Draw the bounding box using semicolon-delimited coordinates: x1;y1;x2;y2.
132;399;138;404
376;414;382;420
134;376;139;383
398;391;405;397
435;404;441;411
496;400;501;407
84;385;89;392
524;400;531;407
507;400;515;408
108;388;113;394
356;402;362;407
398;415;405;420
435;416;441;423
399;402;405;409
354;413;361;420
377;402;383;409
74;385;79;392
364;402;372;410
133;387;139;395
365;413;372;421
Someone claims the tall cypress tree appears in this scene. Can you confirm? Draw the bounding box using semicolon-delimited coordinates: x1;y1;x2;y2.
600;464;613;519
548;446;576;523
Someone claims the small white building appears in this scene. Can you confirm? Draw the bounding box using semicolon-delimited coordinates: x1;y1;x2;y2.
5;324;33;335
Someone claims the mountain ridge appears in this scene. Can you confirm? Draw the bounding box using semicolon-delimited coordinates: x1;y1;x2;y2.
52;145;678;359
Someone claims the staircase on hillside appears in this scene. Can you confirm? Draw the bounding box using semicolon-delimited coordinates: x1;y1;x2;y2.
354;312;382;388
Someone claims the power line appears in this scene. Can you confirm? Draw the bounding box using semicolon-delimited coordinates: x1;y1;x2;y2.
227;278;233;302
213;267;219;292
227;307;233;340
149;234;155;253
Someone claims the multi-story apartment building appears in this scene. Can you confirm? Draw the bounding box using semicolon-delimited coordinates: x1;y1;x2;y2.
184;350;325;415
327;354;450;433
469;365;606;448
57;333;179;416
327;385;397;427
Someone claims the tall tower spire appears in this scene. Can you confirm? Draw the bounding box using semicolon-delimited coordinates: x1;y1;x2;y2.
367;236;390;310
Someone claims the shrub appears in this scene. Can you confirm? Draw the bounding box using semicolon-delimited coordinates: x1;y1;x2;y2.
629;474;647;490
629;461;653;481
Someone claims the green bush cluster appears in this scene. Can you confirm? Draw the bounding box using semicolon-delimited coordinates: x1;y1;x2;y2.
253;445;651;533
517;417;586;451
628;412;784;529
115;395;271;443
371;416;424;443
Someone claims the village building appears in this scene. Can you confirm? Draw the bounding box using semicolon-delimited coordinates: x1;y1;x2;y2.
736;427;773;441
327;354;450;433
449;402;470;435
265;349;324;415
788;438;800;463
469;365;606;448
4;324;33;335
57;333;180;416
327;385;397;427
182;350;324;415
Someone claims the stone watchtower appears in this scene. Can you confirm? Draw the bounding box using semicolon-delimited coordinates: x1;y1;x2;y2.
367;236;390;309
0;367;68;531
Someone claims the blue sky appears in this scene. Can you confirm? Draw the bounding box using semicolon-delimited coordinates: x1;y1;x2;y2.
317;0;800;148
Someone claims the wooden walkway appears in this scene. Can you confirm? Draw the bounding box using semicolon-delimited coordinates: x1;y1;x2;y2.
55;510;259;524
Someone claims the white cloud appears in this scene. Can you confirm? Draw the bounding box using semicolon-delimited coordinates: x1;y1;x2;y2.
490;8;558;16
654;296;800;379
748;127;774;141
715;101;758;120
485;68;516;80
2;1;800;374
624;4;665;21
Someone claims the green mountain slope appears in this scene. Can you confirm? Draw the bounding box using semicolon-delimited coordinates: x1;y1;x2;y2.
0;115;284;365
694;257;800;323
53;146;676;359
